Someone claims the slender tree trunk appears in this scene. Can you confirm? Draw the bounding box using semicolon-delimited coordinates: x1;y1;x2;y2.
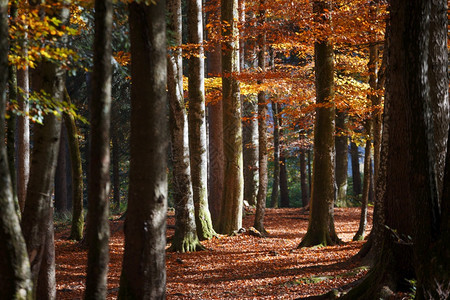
7;65;18;213
300;148;309;207
187;0;216;240
0;2;32;296
353;136;371;241
308;148;312;195
279;111;289;208
271;102;280;208
299;0;338;248
119;1;167;298
63;89;84;241
54;127;68;213
84;0;113;298
253;0;268;235
218;0;243;234
167;0;203;252
350;141;362;197
335;111;348;207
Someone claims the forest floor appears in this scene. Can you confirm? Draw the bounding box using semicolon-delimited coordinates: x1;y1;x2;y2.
55;206;373;299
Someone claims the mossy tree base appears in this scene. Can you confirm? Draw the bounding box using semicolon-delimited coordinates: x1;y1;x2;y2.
298;230;335;248
168;234;205;253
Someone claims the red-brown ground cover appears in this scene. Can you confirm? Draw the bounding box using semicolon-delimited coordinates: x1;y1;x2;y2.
55;207;372;299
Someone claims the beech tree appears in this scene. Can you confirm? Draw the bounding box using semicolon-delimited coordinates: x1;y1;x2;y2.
187;0;216;240
168;0;203;252
0;0;32;296
84;0;113;297
119;0;168;297
218;0;243;234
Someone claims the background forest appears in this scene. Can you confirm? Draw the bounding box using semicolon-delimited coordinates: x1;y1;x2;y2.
0;0;449;299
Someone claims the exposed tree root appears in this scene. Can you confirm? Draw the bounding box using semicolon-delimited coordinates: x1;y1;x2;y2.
168;235;206;253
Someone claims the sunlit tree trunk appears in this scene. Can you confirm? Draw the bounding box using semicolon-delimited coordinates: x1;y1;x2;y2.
187;0;216;240
119;1;167;298
298;0;338;248
167;0;203;252
0;2;32;296
335;111;348;207
84;0;113;298
218;0;243;234
7;66;18;213
206;0;223;226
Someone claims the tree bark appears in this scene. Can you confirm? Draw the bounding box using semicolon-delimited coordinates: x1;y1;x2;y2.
187;0;216;240
350;141;362;197
36;207;55;300
279;110;290;208
0;2;32;296
7;65;18;214
84;0;112;298
335;111;348;207
218;0;244;234
300;148;309;207
253;0;268;235
167;0;203;252
54;126;68;213
63;89;84;241
299;0;338;247
119;1;167;298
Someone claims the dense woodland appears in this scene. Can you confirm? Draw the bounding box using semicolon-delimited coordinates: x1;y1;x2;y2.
0;0;449;299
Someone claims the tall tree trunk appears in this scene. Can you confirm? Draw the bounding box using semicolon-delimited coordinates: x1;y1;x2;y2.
271;102;280;208
84;0;113;298
54;127;68;213
21;1;68;294
7;65;18;214
167;0;203;252
299;0;338;248
300;148;309;207
335;111;348;207
119;1;167;298
253;0;268;235
63;89;84;241
353;136;371;241
206;0;223;226
350;141;362;197
218;0;243;234
36;207;55;300
187;0;216;240
0;2;32;295
279;110;289;208
308;148;312;195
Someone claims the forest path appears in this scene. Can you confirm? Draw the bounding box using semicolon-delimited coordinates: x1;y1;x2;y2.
55;207;372;299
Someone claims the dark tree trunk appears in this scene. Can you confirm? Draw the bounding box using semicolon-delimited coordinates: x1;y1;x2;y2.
7;66;18;214
119;1;168;298
253;0;268;235
0;2;32;296
36;207;55;300
271;102;280;208
299;0;338;248
54;126;68;213
335;111;348;207
84;0;113;298
350;141;362;197
307;149;312;195
63;89;84;241
187;0;216;240
218;0;243;234
167;0;203;252
279;112;289;208
300;148;309;207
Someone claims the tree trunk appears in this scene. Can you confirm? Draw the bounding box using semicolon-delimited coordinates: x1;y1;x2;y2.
218;0;243;234
84;0;113;298
36;207;55;300
353;136;371;241
63;89;84;241
350;141;362;197
119;1;167;298
187;0;216;240
300;148;309;207
54;126;68;213
335;111;348;207
206;0;223;227
7;65;18;214
271;102;280;208
299;0;338;248
167;0;203;252
279;110;290;208
253;0;268;235
0;2;32;296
